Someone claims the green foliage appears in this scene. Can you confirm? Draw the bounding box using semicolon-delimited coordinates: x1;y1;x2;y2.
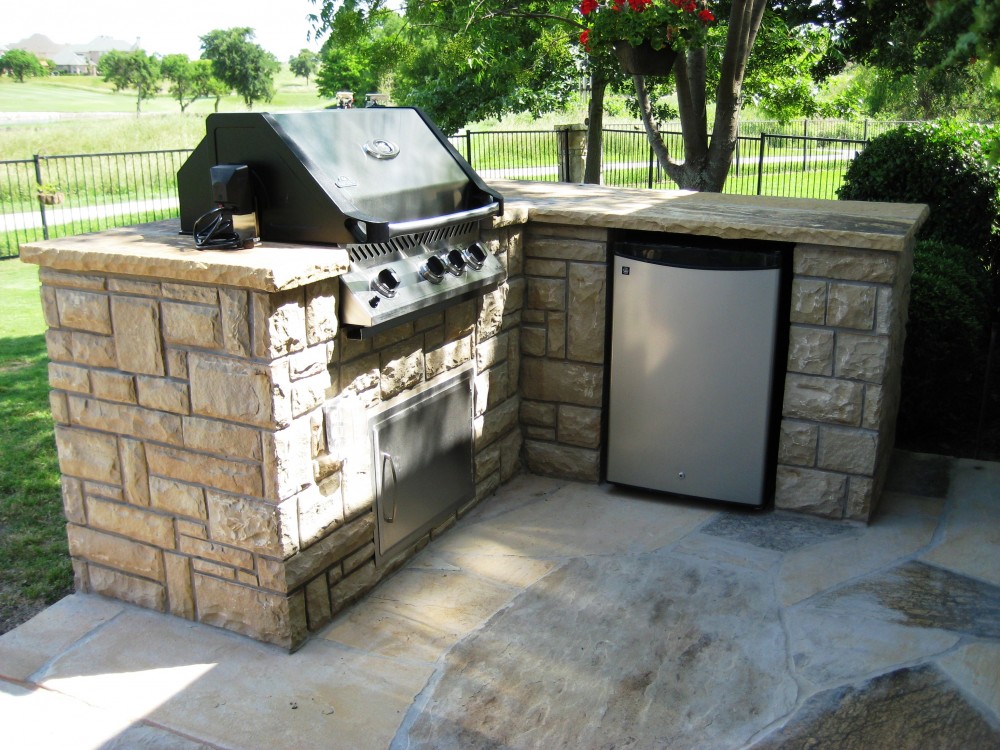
200;28;281;109
98;49;161;115
289;49;320;83
578;0;715;55
838;123;1000;249
0;49;46;82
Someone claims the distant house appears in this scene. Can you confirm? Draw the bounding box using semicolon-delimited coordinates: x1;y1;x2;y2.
5;33;136;75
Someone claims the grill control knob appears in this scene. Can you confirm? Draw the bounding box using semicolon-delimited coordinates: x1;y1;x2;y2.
420;255;446;284
446;248;467;275
464;242;488;270
371;267;401;297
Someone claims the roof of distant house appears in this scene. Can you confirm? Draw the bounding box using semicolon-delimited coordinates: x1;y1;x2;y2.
72;36;137;53
50;50;92;66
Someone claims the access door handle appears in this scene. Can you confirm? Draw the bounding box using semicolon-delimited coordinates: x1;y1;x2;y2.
381;452;398;523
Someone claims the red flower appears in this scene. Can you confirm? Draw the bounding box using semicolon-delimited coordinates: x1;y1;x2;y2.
684;2;696;12
580;29;591;49
698;8;714;21
579;0;599;16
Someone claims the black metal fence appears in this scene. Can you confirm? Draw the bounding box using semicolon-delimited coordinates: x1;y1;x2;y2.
1;120;908;258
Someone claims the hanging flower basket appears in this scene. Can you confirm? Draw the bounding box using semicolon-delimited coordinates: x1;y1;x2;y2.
613;40;679;76
37;190;64;206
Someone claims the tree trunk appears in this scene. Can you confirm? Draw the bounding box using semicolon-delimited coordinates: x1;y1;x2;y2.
584;72;607;184
633;0;769;192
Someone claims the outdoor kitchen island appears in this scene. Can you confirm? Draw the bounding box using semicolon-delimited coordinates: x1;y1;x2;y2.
21;180;927;650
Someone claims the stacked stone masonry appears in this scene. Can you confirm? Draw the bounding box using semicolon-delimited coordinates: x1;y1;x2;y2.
41;226;524;650
518;228;912;523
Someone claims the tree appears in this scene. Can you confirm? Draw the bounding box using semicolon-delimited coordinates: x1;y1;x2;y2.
289;49;320;83
98;49;161;115
161;54;228;112
190;59;229;112
200;28;280;109
0;49;46;82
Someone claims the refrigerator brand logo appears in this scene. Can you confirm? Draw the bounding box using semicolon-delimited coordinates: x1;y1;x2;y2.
621;266;630;275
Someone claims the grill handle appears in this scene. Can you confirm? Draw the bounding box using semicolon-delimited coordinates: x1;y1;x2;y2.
348;200;501;243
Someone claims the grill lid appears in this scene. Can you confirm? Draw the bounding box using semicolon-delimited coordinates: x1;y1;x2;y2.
178;107;503;245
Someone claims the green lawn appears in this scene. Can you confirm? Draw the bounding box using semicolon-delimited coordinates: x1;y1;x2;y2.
0;259;71;634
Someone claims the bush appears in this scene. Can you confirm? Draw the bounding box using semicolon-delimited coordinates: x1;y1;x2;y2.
838;122;1000;249
899;239;993;451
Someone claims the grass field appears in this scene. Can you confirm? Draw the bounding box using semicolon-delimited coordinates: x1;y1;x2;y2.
0;258;70;634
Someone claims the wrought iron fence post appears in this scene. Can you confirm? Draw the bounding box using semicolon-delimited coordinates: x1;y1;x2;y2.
33;154;50;240
756;133;766;196
464;132;473;167
647;144;655;189
802;122;808;172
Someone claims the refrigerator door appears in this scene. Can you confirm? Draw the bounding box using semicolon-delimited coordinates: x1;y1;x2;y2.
606;244;782;506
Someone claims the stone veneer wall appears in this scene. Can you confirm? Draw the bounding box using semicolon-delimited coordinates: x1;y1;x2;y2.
40;223;524;650
517;224;913;523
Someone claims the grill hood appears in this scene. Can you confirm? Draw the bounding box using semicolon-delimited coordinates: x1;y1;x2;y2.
178;108;503;245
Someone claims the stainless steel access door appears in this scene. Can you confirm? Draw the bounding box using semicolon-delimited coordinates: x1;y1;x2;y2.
371;364;475;564
606;243;782;506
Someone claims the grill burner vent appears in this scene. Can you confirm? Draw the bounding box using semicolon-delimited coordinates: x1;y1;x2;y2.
347;221;480;265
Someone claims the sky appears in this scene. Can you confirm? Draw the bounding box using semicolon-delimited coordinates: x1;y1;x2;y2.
5;0;323;61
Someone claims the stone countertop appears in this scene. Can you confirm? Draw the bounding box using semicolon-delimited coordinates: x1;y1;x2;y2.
19;221;350;293
490;180;929;252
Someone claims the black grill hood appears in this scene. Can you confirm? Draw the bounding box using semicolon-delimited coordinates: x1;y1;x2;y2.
178;108;503;245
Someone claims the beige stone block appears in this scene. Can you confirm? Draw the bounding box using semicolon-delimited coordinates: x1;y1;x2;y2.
179;534;254;570
524;439;600;481
218;287;251;357
38;267;105;290
330;560;379;614
794;245;898;284
499;428;522;481
193;574;299;649
162;282;217;304
146;443;263;496
475;396;520;449
507;331;521;394
257;556;286;592
165;348;188;379
287;345;329;381
782;374;863;426
39;285;60;327
61;476;86;524
162;301;222;349
790;278;827;325
150;475;207;519
874;286;897;336
527;223;607;242
818;425;877;475
522;308;545;324
846;476;875;521
54;288;112;334
207;490;282;555
46;329;117;368
182;415;261;461
426;335;473;380
526;277;565;311
475;365;509;417
193;558;238;578
49;391;69;424
505;277;525;314
521;357;604;407
475;443;502;481
520;325;546;357
476;331;509;371
175;518;207;538
83;480;122;502
525;258;567;277
314;452;342;484
342;461;375;521
835;333;889;384
48;362;90;394
372;322;416;350
521;396;556;426
163;552;195;619
67;395;183;445
558;404;601;449
478;286;508;342
305;574;333;630
88;565;166;611
67;524;164;580
305;278;338;345
120;437;151;507
773;466;846;518
526;425;556;440
546;312;566;358
567;263;606;364
862;384;885;430
262;419;314;502
787;326;834;376
827;282;876;330
111;296;163;375
475;468;502;501
380;340;424;400
292;369;331;417
778;420;818;466
297;484;345;549
252;288;307;358
135;375;190;414
55;425;121;484
340;352;380;404
285;512;375;591
107;277;160;296
188;351;275;428
343;542;374;576
526;236;606;262
86;496;174;548
89;370;136;403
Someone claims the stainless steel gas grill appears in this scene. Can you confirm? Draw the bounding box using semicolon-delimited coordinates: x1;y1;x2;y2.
178;107;505;338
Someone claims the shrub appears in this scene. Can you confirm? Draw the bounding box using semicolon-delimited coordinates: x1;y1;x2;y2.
838;122;1000;250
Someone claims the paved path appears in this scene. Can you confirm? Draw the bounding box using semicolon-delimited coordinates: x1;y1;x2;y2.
1;451;998;749
0;198;179;233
